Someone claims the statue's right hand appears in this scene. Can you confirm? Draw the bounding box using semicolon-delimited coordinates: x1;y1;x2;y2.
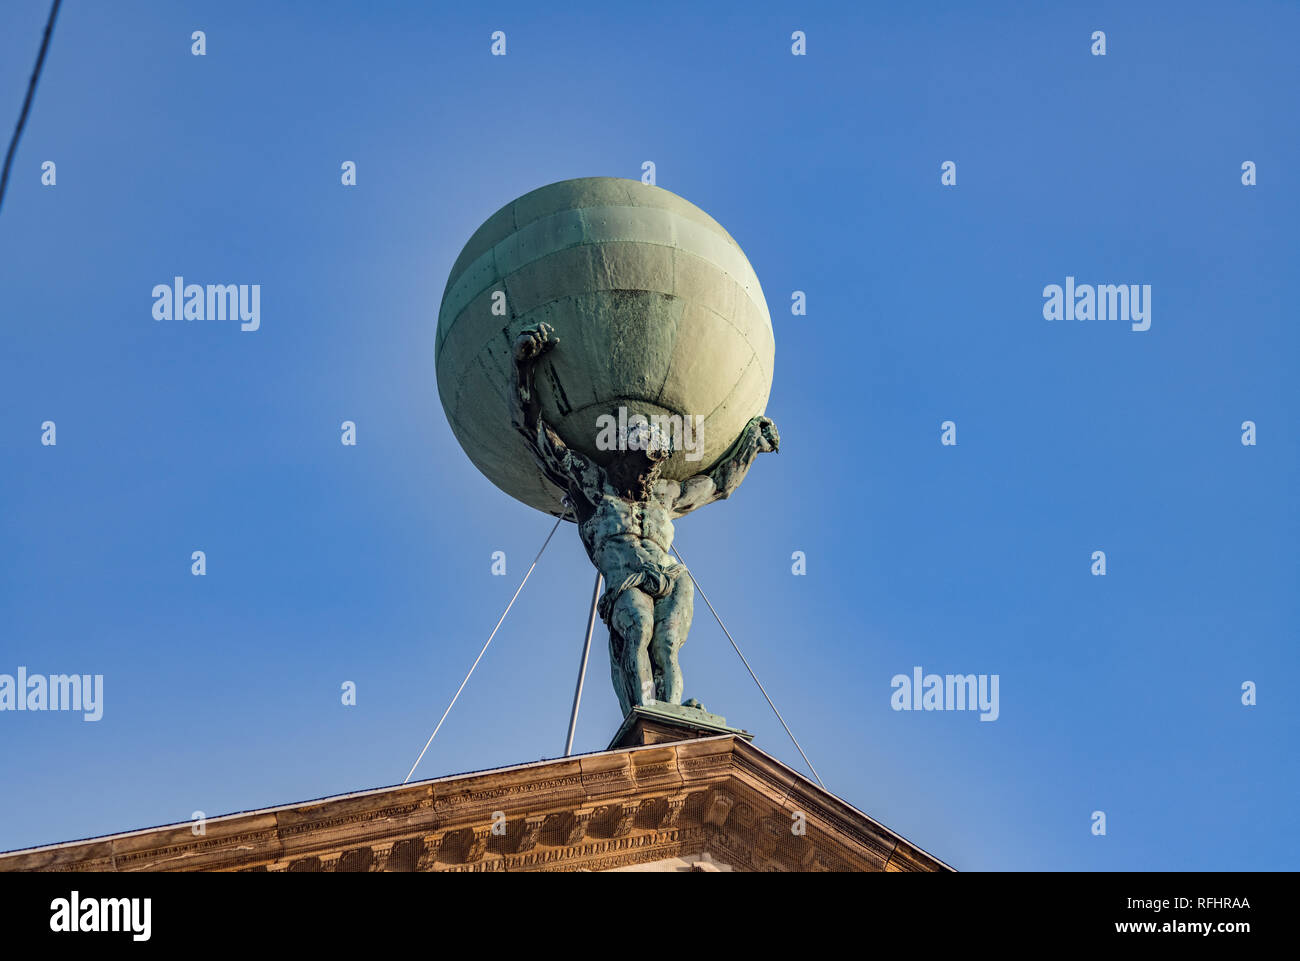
513;323;559;362
754;416;780;453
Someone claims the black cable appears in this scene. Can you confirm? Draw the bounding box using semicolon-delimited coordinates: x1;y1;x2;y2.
0;0;64;216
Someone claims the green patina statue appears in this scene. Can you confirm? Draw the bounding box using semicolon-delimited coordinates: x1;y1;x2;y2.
512;322;779;716
435;177;779;721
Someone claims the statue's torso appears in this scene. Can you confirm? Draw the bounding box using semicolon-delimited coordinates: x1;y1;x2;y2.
578;483;680;580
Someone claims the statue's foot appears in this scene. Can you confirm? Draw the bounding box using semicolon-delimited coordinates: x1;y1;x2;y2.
682;698;706;712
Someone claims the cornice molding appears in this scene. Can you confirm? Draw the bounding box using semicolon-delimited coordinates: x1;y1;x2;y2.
0;735;951;873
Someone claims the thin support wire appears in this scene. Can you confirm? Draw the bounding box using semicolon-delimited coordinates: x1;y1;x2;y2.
670;542;826;790
0;0;63;215
563;570;603;756
402;512;566;784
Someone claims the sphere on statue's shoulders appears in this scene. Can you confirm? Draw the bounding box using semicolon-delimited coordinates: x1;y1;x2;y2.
436;177;775;518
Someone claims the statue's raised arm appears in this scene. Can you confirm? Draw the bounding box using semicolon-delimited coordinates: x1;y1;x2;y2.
672;414;780;516
510;323;605;510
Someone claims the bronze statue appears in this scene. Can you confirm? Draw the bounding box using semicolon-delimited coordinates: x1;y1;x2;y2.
512;322;779;716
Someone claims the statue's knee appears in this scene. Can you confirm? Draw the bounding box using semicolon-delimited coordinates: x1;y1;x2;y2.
613;608;651;649
651;641;678;665
633;616;654;649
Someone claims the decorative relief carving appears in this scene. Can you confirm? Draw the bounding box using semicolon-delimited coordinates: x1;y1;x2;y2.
279;803;426;837
561;808;597;847
414;833;445;871
582;768;633;789
114;829;278;866
661;792;689;828
336;847;373;872
57;859;115;872
432;775;584;812
502;827;703;873
633;761;673;781
679;753;732;776
463;826;493;863
515;815;547;854
386;838;421;872
368;843;394;871
702;790;735;827
608;801;640;838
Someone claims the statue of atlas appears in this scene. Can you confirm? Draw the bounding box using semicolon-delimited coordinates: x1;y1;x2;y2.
511;322;779;717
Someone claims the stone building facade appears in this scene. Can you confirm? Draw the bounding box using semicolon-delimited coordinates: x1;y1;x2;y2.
0;720;950;873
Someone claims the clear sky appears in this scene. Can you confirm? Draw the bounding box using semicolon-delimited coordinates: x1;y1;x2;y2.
1;0;1295;870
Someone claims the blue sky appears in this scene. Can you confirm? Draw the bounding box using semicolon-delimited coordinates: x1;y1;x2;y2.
0;0;1295;870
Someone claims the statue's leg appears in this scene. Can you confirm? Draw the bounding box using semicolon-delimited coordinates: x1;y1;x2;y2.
610;589;655;707
606;626;633;717
651;573;694;705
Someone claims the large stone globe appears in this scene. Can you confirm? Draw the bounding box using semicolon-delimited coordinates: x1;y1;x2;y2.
436;177;774;517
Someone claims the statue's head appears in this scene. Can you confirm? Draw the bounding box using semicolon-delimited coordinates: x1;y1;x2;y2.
608;421;671;500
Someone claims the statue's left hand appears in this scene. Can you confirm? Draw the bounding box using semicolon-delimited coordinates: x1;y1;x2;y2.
513;322;559;363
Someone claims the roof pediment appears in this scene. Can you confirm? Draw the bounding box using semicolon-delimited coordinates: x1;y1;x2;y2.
0;734;950;873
